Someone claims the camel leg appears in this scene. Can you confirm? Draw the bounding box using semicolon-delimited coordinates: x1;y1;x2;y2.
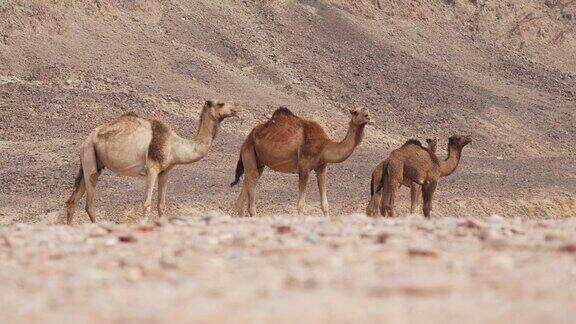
65;168;86;225
379;181;389;217
380;172;392;217
409;183;421;214
387;183;399;217
367;189;382;217
143;167;159;223
84;174;100;223
81;141;102;223
381;163;402;217
246;175;260;217
235;144;261;217
422;179;438;218
297;170;310;215
316;165;329;217
156;168;171;219
366;166;383;217
234;185;248;217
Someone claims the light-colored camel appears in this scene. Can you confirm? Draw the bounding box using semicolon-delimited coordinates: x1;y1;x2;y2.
366;135;471;218
65;100;240;224
367;138;438;215
231;107;371;217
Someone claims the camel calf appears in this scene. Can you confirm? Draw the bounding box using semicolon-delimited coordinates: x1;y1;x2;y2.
366;135;471;218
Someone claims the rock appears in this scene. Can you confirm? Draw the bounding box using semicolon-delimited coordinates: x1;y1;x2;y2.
458;218;483;229
274;225;292;234
544;232;562;241
283;275;318;289
407;248;438;258
559;244;576;254
0;234;12;249
375;232;390;244
134;224;154;232
200;210;228;224
117;233;137;243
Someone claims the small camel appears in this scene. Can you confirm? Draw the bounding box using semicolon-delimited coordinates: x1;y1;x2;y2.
65;100;240;224
366;135;471;218
367;138;438;215
231;107;371;217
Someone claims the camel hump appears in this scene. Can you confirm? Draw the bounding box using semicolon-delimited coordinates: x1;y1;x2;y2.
272;106;295;117
402;139;423;147
147;119;171;164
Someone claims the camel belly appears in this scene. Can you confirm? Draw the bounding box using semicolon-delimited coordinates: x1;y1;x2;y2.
403;167;426;185
254;145;298;173
93;127;152;177
252;126;303;173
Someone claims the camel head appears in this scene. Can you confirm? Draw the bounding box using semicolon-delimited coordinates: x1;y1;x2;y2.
448;135;472;149
204;99;240;121
348;107;372;125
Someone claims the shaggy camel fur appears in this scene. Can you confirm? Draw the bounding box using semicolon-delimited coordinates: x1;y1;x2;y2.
231;107;370;217
367;138;438;215
65;100;240;224
366;135;471;218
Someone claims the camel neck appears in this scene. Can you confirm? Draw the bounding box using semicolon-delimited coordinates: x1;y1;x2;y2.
195;108;219;146
439;145;462;177
321;121;365;163
172;109;219;165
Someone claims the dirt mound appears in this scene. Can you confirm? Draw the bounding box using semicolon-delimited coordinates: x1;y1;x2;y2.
0;0;575;223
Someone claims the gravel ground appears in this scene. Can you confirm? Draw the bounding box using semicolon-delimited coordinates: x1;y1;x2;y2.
1;212;576;323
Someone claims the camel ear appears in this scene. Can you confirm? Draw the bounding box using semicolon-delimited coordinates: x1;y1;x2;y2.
205;100;215;107
348;108;358;115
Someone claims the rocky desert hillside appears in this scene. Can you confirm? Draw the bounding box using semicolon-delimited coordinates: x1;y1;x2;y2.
1;1;576;323
1;0;575;223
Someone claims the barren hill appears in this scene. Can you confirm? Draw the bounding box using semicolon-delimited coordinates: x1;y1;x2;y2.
1;0;575;223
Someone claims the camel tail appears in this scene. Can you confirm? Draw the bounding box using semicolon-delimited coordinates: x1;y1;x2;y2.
230;156;244;187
